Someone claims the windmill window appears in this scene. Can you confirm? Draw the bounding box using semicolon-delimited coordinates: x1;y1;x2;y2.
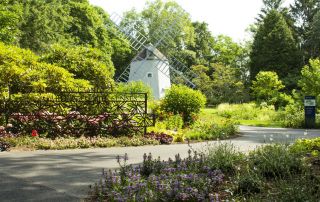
147;73;153;78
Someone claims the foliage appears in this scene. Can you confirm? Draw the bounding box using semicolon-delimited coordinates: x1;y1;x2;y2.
251;71;285;106
206;143;244;174
161;85;206;124
144;131;173;145
41;44;114;89
298;59;320;103
188;22;215;64
0;135;159;150
210;63;247;105
89;138;320;201
89;151;225;201
250;9;302;90
163;114;184;131
115;81;153;100
0;43;92;94
0;1;22;44
122;0;195;54
9;0;112;54
306;11;320;58
291;0;320;60
249;144;304;178
216;103;277;121
279;104;305;128
185;119;238;141
290;137;320;156
7;108;144;138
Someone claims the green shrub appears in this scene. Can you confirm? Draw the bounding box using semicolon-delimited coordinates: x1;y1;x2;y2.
249;144;304;179
116;81;153;100
185;119;238;141
216;103;277;121
278;104;304;128
290;137;320;157
161;85;206;124
206;143;244;174
235;170;262;195
164;114;184;130
251;71;285;106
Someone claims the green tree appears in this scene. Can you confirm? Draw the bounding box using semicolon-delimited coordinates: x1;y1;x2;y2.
251;71;285;105
298;59;320;99
191;65;213;99
0;1;22;44
306;11;320;58
291;0;320;62
122;0;195;54
188;22;215;65
0;43;91;94
250;10;302;90
210;64;247;105
41;44;114;90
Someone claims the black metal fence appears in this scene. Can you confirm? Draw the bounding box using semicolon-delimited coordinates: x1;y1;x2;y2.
0;91;155;137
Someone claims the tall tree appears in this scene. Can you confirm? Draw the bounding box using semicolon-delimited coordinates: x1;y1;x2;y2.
122;0;195;55
291;0;320;60
307;10;320;58
188;22;214;65
0;1;22;44
250;10;302;90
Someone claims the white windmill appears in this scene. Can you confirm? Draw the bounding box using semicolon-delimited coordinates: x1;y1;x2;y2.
109;12;198;99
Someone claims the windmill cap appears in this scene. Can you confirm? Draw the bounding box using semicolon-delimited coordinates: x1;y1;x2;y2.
133;45;168;61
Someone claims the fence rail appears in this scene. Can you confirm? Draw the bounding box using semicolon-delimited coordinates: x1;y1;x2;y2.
0;91;155;137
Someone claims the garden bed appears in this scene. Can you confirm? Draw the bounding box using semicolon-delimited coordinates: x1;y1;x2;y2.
87;138;320;201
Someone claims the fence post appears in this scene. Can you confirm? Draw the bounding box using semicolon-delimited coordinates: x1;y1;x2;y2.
144;93;148;135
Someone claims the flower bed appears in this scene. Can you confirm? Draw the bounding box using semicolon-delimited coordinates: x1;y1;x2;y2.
89;151;225;201
88;140;320;201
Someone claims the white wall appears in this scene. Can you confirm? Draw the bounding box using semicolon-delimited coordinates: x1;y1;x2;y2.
129;59;171;100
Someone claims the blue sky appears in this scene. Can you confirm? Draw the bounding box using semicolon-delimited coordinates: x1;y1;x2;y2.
90;0;294;42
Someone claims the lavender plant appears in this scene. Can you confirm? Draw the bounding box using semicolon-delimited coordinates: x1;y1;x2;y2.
89;150;225;201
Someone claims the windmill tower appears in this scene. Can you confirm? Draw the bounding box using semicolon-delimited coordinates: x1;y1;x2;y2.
109;12;198;99
129;45;171;99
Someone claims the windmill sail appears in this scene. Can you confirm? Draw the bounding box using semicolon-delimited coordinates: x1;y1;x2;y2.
108;12;198;88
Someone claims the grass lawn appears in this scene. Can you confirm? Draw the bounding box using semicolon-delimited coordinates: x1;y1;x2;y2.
201;104;284;128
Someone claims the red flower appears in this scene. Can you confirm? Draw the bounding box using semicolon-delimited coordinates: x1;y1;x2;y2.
31;130;38;137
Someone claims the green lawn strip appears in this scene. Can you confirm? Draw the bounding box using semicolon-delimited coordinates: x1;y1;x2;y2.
238;119;283;127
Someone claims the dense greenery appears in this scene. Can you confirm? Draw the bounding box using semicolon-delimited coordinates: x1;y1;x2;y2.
89;140;320;201
160;85;206;124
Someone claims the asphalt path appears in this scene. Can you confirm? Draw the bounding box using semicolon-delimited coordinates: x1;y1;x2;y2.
0;126;319;201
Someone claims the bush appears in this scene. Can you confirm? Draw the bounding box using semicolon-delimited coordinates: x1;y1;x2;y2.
216;103;277;121
161;85;206;124
164;114;184;131
290;137;320;157
185;119;238;141
251;71;285;106
206;143;244;174
235;171;262;195
249;144;304;178
278;104;304;128
116;81;153;101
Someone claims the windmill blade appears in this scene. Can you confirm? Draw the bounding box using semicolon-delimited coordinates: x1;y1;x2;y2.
109;12;199;88
109;13;148;51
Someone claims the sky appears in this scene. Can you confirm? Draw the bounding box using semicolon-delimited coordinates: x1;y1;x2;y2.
89;0;294;42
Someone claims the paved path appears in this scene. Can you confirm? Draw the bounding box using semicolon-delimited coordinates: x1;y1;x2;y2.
0;126;319;201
